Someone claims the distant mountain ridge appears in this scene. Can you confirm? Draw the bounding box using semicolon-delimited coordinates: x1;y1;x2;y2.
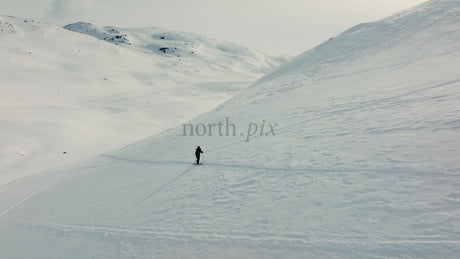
63;21;288;75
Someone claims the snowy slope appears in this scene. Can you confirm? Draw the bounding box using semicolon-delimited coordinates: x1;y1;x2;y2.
1;0;460;258
0;16;287;185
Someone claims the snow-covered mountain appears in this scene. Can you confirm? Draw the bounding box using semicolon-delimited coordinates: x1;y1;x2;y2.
63;22;283;75
0;16;288;185
1;0;460;258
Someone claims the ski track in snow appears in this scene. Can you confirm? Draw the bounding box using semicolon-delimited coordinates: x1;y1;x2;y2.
102;154;460;179
15;220;460;247
116;164;197;218
0;171;69;217
0;159;120;218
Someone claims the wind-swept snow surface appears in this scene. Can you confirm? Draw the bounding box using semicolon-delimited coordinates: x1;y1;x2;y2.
1;0;460;258
0;16;287;185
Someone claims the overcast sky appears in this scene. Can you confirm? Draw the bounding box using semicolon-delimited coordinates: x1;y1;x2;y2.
2;0;427;55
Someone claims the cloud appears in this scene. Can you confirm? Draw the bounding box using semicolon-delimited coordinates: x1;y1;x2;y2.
46;0;95;23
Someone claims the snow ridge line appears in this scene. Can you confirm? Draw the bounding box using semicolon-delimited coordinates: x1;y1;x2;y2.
17;220;460;246
102;154;460;178
0;171;69;218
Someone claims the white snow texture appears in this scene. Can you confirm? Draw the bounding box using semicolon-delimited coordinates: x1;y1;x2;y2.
1;0;460;258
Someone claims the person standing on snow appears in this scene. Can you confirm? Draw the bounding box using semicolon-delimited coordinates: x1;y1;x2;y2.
195;146;203;164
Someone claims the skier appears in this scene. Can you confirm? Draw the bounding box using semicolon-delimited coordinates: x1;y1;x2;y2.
195;146;203;164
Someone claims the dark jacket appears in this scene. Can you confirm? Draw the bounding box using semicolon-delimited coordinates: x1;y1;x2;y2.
195;146;203;156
